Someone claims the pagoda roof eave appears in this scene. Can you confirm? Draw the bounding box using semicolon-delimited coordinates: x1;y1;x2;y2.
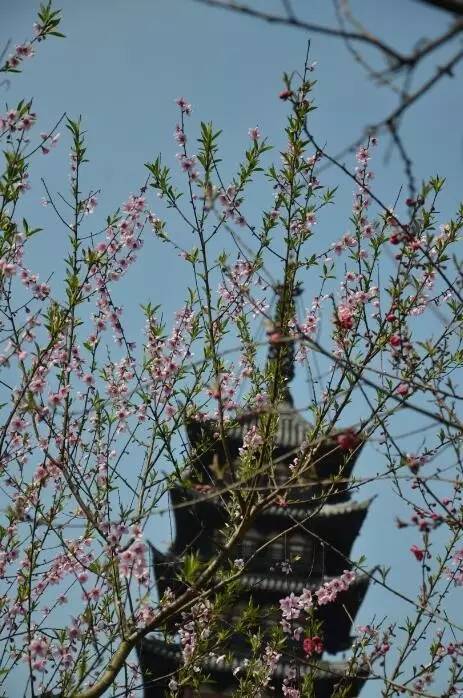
169;486;373;517
140;635;368;682
187;404;367;456
264;496;374;521
238;570;370;595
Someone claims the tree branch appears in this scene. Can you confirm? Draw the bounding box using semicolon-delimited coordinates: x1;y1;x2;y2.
318;46;463;176
192;0;405;64
417;0;463;14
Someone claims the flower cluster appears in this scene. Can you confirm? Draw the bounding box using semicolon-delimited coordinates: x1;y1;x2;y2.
40;130;60;154
0;107;37;133
218;260;268;319
207;368;240;411
355;625;391;662
175;96;192;115
0;231;51;302
302;635;324;656
217;184;244;223
282;666;301;698
315;570;356;605
334;285;378;335
295;306;320;362
145;305;196;419
4;43;34;71
410;544;426;561
238;644;282;693
178;600;212;665
279;571;355;642
336;429;359;451
27;635;49;672
239;425;264;455
445;548;463;586
118;537;149;585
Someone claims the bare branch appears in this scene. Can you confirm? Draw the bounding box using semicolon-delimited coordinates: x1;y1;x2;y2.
318;46;463;176
192;0;406;64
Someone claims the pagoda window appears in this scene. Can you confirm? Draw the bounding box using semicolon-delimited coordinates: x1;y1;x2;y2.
267;539;284;564
237;533;264;560
290;534;310;556
241;537;256;558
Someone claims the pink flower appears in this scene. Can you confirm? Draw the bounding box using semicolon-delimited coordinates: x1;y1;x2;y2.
48;392;63;406
32;659;47;671
341;569;356;584
176;153;197;173
336;304;354;330
331;240;344;255
85;196;98;214
248;126;261;141
83;587;102;601
10;416;28;432
174;124;186;145
55;646;73;668
16;43;34;58
6;109;18;126
131;540;147;556
29;635;49;659
336;429;358;451
356;146;369;164
303;635;324;656
396;382;409;397
175;97;192;115
410;544;425;561
298;588;313;612
316;587;336;605
362;223;374;238
282;689;300;698
239;425;264;455
279;593;301;620
18;112;36;130
0;260;16;276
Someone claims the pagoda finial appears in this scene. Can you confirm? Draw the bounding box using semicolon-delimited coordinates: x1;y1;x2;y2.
267;281;302;405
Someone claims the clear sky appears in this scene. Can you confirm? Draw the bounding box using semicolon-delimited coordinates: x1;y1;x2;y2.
2;1;463;696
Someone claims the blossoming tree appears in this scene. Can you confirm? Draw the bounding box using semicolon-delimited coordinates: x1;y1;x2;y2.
1;5;463;697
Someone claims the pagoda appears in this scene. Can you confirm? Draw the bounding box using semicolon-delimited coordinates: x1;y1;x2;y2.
139;286;371;697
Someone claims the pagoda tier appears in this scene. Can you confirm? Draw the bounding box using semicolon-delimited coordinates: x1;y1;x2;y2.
150;494;371;582
150;538;370;655
186;402;364;503
139;636;367;697
154;485;372;582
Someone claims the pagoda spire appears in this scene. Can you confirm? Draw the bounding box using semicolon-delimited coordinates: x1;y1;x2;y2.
267;281;302;406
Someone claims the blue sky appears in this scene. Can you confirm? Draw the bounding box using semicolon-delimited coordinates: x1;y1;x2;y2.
2;1;463;695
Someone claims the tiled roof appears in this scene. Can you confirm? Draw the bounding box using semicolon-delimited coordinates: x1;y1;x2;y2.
226;401;311;449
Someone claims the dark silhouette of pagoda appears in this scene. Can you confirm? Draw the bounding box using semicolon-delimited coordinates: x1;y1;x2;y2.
139;285;371;697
